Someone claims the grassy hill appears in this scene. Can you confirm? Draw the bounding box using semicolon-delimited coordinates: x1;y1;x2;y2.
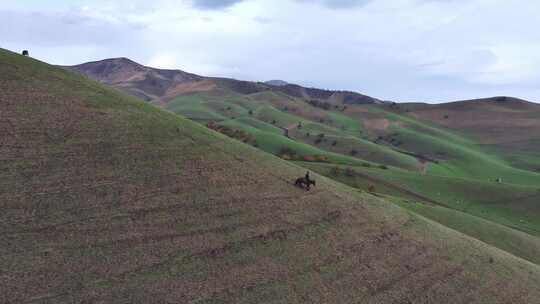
3;49;540;303
66;56;540;272
163;89;540;239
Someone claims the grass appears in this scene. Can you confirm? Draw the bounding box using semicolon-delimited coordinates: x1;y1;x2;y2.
5;47;540;302
395;199;540;265
302;161;540;237
160;80;540;250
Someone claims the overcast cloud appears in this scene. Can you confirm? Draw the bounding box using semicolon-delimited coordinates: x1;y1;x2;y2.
1;0;539;102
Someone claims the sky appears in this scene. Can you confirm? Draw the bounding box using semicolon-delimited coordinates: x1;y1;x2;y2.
1;0;540;103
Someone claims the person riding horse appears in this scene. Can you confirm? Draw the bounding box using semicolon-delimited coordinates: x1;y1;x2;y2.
295;171;316;191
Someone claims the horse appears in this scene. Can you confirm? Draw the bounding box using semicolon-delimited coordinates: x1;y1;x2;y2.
295;176;316;191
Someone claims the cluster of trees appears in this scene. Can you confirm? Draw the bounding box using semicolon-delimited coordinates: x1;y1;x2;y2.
305;99;348;112
206;121;257;146
278;147;328;162
306;99;332;110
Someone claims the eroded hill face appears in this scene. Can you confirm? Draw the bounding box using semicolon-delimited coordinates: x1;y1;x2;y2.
400;97;540;144
64;58;203;102
3;49;540;303
66;59;383;106
389;98;540;170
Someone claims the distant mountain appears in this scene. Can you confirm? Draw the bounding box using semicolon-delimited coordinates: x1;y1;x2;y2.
63;58;202;102
65;58;384;105
265;79;289;86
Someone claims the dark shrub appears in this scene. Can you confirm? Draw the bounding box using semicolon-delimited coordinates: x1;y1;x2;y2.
279;147;297;160
306;99;331;110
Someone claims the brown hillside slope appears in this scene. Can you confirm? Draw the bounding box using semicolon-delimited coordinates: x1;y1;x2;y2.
64;57;203;102
400;97;540;170
404;97;540;145
2;49;540;303
66;58;383;106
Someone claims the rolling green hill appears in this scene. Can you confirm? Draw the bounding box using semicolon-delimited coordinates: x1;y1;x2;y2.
67;56;540;273
4;48;540;303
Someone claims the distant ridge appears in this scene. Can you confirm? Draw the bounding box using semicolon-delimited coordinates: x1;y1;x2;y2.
265;79;289;86
66;58;384;105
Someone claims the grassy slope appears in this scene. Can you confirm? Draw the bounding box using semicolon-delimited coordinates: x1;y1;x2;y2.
370;106;540;186
303;162;540;235
166;92;420;170
395;200;540;265
169;88;540;235
301;161;540;264
164;83;540;262
3;49;540;303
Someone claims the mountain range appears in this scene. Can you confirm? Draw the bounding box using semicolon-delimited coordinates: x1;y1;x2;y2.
65;57;385;106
